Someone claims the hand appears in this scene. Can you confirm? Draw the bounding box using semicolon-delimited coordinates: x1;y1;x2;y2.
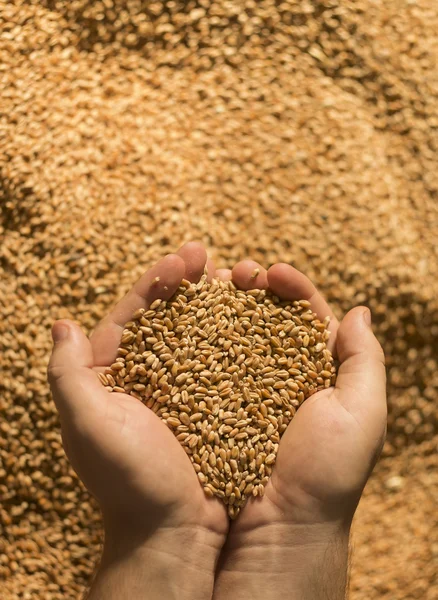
213;260;387;600
47;242;228;600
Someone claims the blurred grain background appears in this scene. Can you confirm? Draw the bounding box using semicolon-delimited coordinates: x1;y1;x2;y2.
0;1;437;598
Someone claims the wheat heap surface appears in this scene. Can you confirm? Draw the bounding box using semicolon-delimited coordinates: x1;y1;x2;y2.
0;0;437;598
102;276;336;518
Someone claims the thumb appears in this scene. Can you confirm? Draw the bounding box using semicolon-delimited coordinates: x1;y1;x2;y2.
47;320;106;426
334;307;387;437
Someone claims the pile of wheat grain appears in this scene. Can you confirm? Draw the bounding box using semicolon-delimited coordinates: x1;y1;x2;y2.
102;276;336;518
1;0;437;598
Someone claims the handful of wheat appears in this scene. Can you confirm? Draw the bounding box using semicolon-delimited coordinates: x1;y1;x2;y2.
100;275;337;518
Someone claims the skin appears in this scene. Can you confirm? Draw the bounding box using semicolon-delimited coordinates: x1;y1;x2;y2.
47;244;387;600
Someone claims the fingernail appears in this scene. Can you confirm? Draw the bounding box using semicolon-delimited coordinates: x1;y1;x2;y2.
52;323;70;343
363;308;372;327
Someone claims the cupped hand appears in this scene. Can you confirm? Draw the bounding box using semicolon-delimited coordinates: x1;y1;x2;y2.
47;242;228;550
219;260;387;531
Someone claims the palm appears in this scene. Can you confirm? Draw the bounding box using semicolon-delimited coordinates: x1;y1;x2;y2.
273;387;372;509
75;385;228;532
78;244;229;535
229;388;372;531
223;259;386;532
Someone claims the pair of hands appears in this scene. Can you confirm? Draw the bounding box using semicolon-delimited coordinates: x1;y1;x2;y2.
47;242;387;600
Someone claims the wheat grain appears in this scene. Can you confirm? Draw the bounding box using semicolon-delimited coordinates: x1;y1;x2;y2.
104;277;337;518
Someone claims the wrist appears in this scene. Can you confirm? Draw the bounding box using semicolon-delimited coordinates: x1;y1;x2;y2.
87;522;223;600
214;521;351;600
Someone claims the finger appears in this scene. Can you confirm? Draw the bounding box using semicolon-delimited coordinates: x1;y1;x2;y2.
215;268;232;281
232;260;268;290
267;263;339;355
90;254;185;366
176;241;209;282
334;307;387;436
48;320;108;426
